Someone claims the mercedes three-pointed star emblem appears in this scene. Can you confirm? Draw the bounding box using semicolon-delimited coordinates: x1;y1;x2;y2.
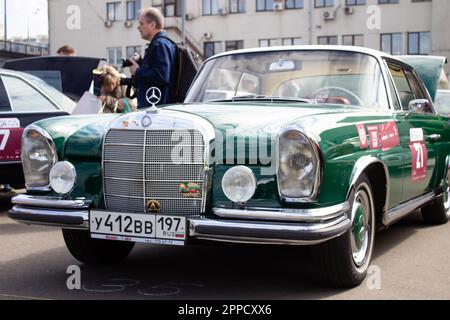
145;87;162;107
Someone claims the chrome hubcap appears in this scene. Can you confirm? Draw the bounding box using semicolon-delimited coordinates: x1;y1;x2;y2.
350;187;372;268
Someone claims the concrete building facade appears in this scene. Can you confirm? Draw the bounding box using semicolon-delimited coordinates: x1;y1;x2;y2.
48;0;449;74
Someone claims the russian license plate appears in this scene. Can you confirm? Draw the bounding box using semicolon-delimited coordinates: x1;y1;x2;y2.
90;211;187;246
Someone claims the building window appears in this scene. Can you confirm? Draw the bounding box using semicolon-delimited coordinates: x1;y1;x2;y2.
342;34;364;46
285;0;304;9
282;37;303;46
408;32;431;55
204;41;222;59
230;0;246;13
378;0;399;4
315;0;334;8
256;0;274;11
381;33;403;55
126;1;141;20
107;47;123;68
225;40;244;51
203;0;220;15
164;0;181;17
345;0;365;5
259;39;278;47
107;2;121;21
318;35;337;45
126;46;142;59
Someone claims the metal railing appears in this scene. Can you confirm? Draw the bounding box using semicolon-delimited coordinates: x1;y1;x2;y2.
0;40;49;56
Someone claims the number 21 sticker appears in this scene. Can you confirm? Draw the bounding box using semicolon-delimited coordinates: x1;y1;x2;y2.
409;142;427;182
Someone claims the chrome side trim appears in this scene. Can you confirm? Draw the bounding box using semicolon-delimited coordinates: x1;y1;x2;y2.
276;125;323;204
348;156;390;215
189;215;351;245
383;191;439;226
11;194;91;209
213;202;349;222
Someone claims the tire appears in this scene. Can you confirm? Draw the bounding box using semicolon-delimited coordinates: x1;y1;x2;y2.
422;169;450;225
313;173;376;288
62;229;135;265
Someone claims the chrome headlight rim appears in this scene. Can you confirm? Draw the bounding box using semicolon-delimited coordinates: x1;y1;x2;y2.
222;165;257;204
276;126;323;203
22;125;58;191
49;161;77;195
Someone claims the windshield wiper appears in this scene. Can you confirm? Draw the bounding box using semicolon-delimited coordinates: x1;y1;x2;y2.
211;95;315;104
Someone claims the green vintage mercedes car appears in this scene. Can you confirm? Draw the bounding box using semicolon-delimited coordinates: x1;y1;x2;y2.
9;46;450;287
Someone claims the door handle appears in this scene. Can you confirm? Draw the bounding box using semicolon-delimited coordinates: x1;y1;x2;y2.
426;134;441;142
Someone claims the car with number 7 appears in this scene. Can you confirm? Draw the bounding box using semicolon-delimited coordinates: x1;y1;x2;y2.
9;46;450;288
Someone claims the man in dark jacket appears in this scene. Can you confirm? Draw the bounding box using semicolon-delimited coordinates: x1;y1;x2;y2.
129;7;176;108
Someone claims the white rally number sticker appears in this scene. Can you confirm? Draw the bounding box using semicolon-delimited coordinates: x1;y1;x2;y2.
0;129;10;151
410;141;428;182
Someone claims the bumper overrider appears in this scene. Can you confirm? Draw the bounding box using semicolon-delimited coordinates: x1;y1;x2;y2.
9;194;351;245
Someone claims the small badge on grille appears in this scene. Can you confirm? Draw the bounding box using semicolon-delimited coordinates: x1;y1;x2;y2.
146;200;161;213
141;115;152;128
179;182;201;198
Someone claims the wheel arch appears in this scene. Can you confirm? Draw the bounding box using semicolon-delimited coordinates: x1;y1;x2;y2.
347;156;390;228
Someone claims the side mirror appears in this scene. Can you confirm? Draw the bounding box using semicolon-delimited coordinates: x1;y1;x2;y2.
408;99;431;115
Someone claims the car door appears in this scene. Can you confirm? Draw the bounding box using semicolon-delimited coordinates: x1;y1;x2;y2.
385;60;446;201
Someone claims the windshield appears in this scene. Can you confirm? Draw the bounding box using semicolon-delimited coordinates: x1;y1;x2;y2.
17;72;76;113
186;50;388;108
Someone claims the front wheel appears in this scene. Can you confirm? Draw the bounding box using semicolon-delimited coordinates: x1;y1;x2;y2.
313;173;376;288
62;229;135;265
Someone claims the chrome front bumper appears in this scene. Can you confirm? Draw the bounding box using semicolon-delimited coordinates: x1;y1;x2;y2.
9;194;351;245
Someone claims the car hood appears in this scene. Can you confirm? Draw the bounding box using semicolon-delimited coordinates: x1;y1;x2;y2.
34;114;119;159
165;103;359;136
34;102;386;159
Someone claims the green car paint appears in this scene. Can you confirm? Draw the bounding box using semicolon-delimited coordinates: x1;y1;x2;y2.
29;100;450;217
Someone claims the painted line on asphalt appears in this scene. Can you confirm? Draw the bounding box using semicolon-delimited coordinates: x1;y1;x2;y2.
0;293;55;300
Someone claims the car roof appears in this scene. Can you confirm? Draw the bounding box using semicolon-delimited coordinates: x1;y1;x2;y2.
206;45;393;62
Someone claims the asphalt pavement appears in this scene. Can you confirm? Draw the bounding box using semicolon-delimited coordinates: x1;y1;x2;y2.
1;199;450;300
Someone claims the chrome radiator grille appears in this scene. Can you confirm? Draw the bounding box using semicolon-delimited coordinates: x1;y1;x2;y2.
103;129;206;218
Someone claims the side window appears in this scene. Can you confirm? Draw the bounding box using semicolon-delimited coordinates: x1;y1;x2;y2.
1;76;59;113
388;64;414;111
404;69;427;101
387;64;430;113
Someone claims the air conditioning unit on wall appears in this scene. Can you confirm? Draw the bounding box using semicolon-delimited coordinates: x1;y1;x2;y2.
344;6;354;15
323;11;335;20
273;2;284;11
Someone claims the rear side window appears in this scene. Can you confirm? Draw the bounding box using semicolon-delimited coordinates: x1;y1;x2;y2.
1;76;60;112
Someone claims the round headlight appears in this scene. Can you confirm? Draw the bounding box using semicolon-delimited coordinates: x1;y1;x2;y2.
22;127;58;189
222;166;256;203
277;129;319;199
49;161;76;195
